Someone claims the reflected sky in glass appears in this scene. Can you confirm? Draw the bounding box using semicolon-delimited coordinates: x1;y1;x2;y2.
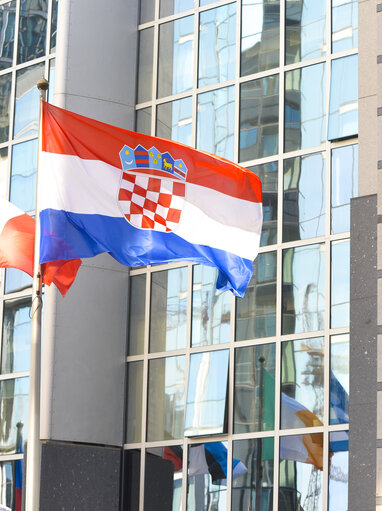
0;377;29;454
197;86;234;161
0;148;8;199
0;73;12;143
160;0;193;18
185;349;229;436
330;334;349;425
329;431;348;511
5;269;32;294
0;1;15;70
14;62;44;139
328;55;358;140
136;107;152;136
50;0;58;52
126;361;143;443
1;299;31;374
157;96;192;145
0;460;17;510
128;274;146;356
283;152;326;242
198;4;236;88
10;139;37;212
137;28;154;104
17;0;47;64
250;162;278;247
331;240;350;329
285;63;326;152
331;144;358;233
241;0;280;76
282;244;325;334
332;0;358;52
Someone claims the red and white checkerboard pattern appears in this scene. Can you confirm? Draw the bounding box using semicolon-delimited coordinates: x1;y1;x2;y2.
118;172;185;232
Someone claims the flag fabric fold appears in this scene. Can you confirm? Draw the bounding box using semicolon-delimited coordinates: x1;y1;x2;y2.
39;102;262;297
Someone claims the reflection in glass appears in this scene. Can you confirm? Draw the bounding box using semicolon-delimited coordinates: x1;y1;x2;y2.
329;431;348;511
126;361;143;443
198;4;236;88
160;0;193;18
136;107;152;136
50;0;58;52
191;265;230;347
281;338;324;428
332;0;358;52
17;0;47;64
330;335;349;425
0;377;29;454
328;55;358;140
236;252;276;340
239;75;279;162
0;460;22;510
279;433;323;509
137;28;154;104
128;274;146;355
234;343;275;433
1;299;31;374
157;97;192;145
145;446;183;511
124;450;140;511
282;244;325;334
147;355;185;441
283;152;326;242
48;58;55;104
249;162;277;246
331;144;358;233
140;0;155;23
197;86;234;161
0;73;12;143
158;16;194;99
241;0;279;76
5;269;32;294
14;62;44;139
0;148;9;199
187;442;228;510
185;349;229;436
150;267;188;352
10;139;37;212
285;0;326;64
331;240;350;329
0;1;15;70
232;438;274;511
285;63;326;152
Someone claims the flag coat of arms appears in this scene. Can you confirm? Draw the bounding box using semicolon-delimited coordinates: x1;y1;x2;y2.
39;102;262;296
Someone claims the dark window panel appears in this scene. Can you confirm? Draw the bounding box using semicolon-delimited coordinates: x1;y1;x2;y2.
0;1;16;70
1;299;31;374
0;73;12;143
17;0;48;64
128;274;146;356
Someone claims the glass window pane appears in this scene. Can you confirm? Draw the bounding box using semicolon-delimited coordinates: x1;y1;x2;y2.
234;343;275;433
0;1;16;70
191;265;231;347
128;274;146;356
160;0;194;18
331;240;350;328
147;355;185;441
157;16;194;99
0;147;9;199
198;4;236;88
328;55;358;140
137;28;154;104
241;0;280;76
144;446;183;511
283;152;326;242
232;438;274;511
0;377;29;454
328;431;349;511
126;361;143;443
279;433;323;508
50;0;58;52
5;269;32;294
0;73;12;143
17;0;48;64
124;450;140;511
330;334;349;425
185;349;229;436
10;139;37;212
285;0;326;64
281;338;324;428
285;63;326;152
239;74;279;162
140;0;155;23
48;58;55;104
331;144;358;233
332;0;358;53
14;62;44;139
0;460;23;510
187;441;228;510
197;86;234;161
282;244;325;335
150;267;188;353
136;107;152;136
157;97;192;145
250;162;277;247
1;299;31;374
236;252;276;340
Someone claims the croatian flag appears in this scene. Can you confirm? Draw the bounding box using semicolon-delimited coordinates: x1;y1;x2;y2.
39;102;262;296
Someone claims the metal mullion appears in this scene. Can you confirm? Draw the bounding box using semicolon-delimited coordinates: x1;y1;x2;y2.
328;326;350;336
0;370;29;380
273;325;282;511
327;422;349;432
189;342;230;354
322;429;329;511
0;453;23;461
279;330;326;343
280;143;327;162
241;152;280;168
277;235;327;251
13;55;47;72
181;435;188;511
231;429;275;441
130;261;193;275
151;21;159;136
233;335;279;348
198;0;234;12
8;66;16;154
191;9;198;148
233;0;241;163
226;435;232;511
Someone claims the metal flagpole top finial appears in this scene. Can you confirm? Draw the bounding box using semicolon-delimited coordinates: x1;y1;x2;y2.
37;76;49;92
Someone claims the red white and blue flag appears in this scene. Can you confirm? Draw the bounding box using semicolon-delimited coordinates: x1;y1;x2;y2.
39;102;262;296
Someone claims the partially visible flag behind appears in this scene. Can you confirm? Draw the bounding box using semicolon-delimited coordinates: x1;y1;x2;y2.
39;102;262;297
0;198;81;297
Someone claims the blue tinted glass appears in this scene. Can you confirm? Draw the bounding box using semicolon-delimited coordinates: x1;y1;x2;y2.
0;1;15;70
331;144;358;233
0;73;12;143
185;350;229;436
10;139;37;212
0;377;29;454
250;162;278;246
18;0;47;64
197;86;234;160
14;62;44;139
330;334;349;425
157;96;192;145
331;240;350;328
328;55;358;140
4;269;32;294
332;0;358;52
285;63;326;152
199;4;236;87
50;0;58;52
1;299;31;374
329;431;349;511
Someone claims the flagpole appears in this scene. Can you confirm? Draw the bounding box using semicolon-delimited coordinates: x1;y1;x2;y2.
25;77;48;511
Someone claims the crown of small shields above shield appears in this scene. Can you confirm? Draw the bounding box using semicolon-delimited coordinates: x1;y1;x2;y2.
119;144;188;180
